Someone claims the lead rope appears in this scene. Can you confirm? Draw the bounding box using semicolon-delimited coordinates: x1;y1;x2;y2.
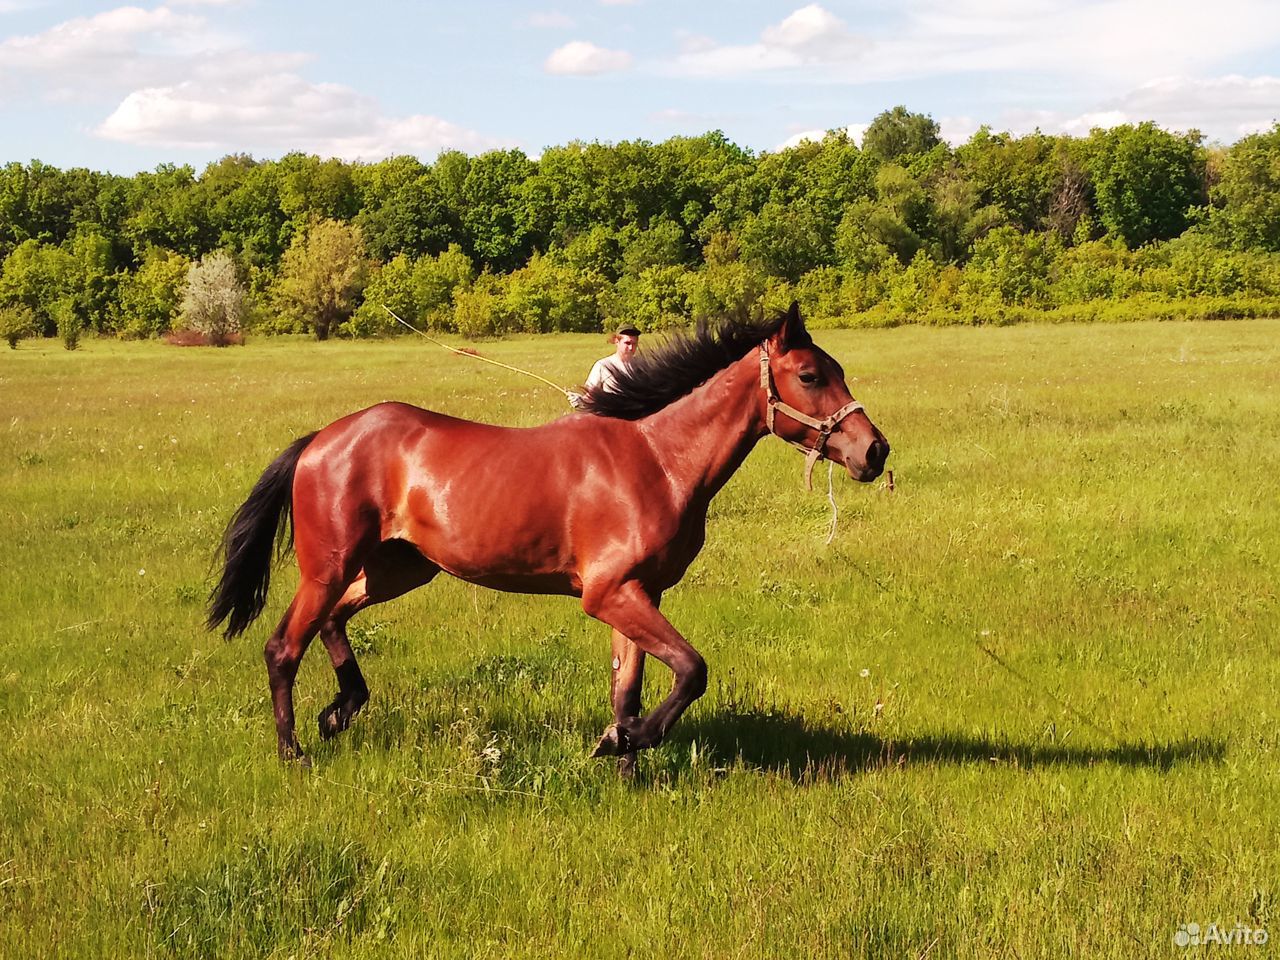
382;306;574;399
824;461;838;545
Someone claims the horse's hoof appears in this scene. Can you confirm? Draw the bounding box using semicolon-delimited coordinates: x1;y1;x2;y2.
591;723;632;758
591;726;620;757
616;754;638;779
279;744;311;767
317;705;342;740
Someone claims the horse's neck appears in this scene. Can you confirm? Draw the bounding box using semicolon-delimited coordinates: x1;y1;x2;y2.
638;351;764;505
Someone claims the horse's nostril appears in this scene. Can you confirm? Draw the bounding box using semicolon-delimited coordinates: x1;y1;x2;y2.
867;439;889;469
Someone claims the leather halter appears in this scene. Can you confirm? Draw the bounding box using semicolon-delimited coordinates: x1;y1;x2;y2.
759;346;865;490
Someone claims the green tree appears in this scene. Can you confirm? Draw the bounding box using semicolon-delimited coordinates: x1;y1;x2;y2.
122;163;213;259
0;239;76;335
202;155;290;268
65;225;117;332
862;106;941;163
1087;123;1205;248
837;164;931;267
460;149;537;272
926;164;1004;262
738;200;833;281
618;217;691;277
345;253;415;338
52;296;79;350
114;247;190;338
277;154;360;230
0;304;35;348
413;244;475;325
273;219;370;340
357;166;460;262
611;264;690;330
501;252;607;333
1203;124;1280;251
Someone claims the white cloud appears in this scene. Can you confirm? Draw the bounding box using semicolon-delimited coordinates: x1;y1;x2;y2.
544;40;633;75
96;73;507;159
672;4;867;76
3;4;508;160
762;5;866;61
996;76;1280;143
0;4;302;99
667;0;1280;89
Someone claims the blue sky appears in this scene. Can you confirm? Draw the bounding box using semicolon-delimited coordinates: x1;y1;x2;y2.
2;0;1279;173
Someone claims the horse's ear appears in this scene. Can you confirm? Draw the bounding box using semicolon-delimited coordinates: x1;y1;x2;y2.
771;301;811;354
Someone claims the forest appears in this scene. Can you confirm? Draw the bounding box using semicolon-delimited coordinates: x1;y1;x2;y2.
3;106;1280;345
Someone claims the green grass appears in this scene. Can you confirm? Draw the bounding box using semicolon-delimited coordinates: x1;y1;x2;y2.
1;320;1277;958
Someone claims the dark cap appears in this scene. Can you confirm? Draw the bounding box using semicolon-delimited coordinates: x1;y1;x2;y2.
615;323;641;337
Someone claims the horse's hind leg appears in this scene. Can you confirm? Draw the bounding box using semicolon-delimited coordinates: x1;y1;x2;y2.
317;539;440;741
265;577;348;763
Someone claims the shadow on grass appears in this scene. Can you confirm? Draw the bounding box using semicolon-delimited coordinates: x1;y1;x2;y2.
670;705;1227;782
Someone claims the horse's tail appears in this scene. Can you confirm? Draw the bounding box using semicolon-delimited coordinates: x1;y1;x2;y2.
207;432;319;638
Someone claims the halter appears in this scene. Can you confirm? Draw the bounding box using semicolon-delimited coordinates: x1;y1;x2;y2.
759;346;865;490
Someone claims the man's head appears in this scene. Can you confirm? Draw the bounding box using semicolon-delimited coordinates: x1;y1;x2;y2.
613;323;640;360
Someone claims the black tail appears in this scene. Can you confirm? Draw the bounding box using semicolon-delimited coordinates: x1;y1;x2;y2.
207;432;318;638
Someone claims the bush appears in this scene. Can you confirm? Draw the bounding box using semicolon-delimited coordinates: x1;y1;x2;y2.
53;297;80;350
0;304;35;348
610;264;690;331
1051;238;1138;304
682;260;770;323
962;226;1061;306
453;282;503;339
114;247;190;338
500;253;607;333
179;251;247;346
791;267;844;325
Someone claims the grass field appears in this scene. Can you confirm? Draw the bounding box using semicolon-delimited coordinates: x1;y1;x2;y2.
1;319;1277;958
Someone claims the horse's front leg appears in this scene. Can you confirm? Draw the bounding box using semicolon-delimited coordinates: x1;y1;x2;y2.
584;581;706;758
609;627;646;777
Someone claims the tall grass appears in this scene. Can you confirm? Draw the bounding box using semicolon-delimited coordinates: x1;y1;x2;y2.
1;321;1276;958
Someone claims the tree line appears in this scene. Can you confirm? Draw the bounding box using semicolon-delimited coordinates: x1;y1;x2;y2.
3;106;1280;346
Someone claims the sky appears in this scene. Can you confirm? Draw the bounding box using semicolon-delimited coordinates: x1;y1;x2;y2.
1;0;1278;174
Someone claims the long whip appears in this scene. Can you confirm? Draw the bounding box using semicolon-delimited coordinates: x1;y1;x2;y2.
381;305;574;399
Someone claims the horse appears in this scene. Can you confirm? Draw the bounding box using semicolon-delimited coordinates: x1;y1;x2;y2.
207;304;889;771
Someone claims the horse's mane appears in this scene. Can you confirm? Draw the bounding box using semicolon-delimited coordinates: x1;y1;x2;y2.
579;312;791;420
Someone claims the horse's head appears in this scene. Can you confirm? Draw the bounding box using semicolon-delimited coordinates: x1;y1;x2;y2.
762;303;890;484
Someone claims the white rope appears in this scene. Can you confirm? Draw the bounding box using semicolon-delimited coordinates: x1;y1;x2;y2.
824;460;838;545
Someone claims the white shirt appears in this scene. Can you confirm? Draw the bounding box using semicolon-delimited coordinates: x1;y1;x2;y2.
585;353;633;394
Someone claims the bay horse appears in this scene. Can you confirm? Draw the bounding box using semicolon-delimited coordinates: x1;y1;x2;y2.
208;304;889;770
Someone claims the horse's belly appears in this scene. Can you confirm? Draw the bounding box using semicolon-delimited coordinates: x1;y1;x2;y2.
451;570;583;597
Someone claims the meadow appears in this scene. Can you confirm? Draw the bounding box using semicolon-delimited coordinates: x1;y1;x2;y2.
1;318;1276;958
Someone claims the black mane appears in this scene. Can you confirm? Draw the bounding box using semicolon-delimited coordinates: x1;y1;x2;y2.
579;312;788;420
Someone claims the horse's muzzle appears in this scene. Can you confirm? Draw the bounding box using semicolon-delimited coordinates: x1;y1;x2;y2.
847;438;890;483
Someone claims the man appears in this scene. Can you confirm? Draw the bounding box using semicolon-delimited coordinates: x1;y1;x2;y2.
585;323;640;394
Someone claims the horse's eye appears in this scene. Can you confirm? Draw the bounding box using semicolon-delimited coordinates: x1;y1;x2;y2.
798;371;819;385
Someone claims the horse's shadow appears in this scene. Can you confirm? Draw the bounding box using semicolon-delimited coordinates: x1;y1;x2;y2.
664;705;1226;783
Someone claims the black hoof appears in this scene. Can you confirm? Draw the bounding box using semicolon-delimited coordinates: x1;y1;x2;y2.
317;704;344;740
278;742;310;766
591;722;635;758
